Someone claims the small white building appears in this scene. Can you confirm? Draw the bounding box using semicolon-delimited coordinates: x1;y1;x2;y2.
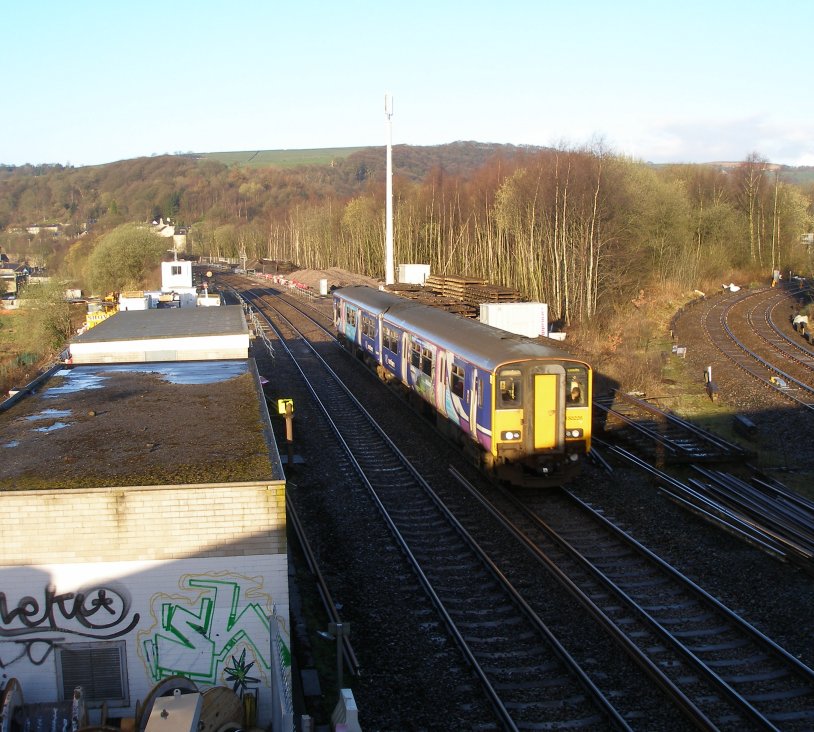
118;291;151;311
398;263;431;285
480;302;549;338
161;260;197;307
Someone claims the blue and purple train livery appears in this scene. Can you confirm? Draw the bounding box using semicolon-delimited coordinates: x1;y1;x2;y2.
333;286;592;486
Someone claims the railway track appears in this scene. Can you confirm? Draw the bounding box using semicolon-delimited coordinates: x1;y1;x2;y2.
451;471;814;731
749;290;814;371
228;275;814;728
242;282;814;728
242;289;635;729
595;438;814;571
595;390;751;463
701;288;814;410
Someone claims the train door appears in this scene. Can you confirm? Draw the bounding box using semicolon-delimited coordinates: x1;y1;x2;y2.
435;350;447;418
344;304;359;345
533;371;561;450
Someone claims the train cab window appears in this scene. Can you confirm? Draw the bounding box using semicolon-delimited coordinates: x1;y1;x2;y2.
498;369;522;408
450;364;465;398
361;314;376;338
382;326;399;353
566;366;588;407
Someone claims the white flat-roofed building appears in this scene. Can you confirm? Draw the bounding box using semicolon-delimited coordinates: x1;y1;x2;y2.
69;305;249;363
0;358;290;729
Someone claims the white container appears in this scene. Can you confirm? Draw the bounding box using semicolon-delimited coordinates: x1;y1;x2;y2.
319;278;329;296
479;302;549;338
398;263;430;285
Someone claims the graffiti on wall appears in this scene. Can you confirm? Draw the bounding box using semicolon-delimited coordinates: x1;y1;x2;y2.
0;583;139;668
139;573;278;692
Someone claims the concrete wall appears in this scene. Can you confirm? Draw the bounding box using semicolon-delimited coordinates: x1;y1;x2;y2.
0;481;288;728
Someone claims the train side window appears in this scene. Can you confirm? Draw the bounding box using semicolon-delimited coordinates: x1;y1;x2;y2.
498;369;522;407
361;314;376;338
347;308;357;327
421;346;433;376
476;377;483;407
410;342;421;369
450;364;465;398
383;326;399;353
566;366;588;406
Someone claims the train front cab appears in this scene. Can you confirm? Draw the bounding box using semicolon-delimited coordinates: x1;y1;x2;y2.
492;360;591;483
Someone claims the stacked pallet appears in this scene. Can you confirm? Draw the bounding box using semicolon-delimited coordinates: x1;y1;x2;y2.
385;283;423;293
423;274;487;298
463;283;522;306
388;273;525;318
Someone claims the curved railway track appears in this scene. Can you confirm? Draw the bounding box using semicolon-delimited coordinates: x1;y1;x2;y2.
701;288;814;410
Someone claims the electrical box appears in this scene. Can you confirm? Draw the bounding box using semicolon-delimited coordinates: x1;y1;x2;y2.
145;690;202;732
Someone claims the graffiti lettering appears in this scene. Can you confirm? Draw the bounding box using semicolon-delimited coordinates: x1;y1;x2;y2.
0;584;138;639
0;637;61;668
141;575;275;689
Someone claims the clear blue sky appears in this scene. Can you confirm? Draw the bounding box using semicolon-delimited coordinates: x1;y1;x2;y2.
3;0;812;167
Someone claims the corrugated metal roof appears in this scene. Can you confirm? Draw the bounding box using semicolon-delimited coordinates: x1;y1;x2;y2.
73;305;247;343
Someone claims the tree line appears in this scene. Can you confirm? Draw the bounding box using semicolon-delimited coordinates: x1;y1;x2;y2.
1;144;813;328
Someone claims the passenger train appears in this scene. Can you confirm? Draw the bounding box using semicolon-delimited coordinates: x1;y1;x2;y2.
333;286;592;486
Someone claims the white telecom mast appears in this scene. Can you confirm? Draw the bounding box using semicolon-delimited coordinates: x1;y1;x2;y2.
384;93;395;286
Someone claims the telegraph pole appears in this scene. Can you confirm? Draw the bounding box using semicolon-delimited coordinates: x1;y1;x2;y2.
384;94;394;286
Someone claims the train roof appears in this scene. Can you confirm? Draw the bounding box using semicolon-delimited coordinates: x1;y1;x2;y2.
334;286;586;370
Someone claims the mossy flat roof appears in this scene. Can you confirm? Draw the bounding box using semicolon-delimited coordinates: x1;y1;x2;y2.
0;360;284;490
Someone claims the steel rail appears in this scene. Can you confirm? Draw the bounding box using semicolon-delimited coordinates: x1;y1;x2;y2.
449;467;719;731
702;290;814;410
251;291;630;731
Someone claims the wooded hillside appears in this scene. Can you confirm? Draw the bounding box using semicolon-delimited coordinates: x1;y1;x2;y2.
1;143;813;331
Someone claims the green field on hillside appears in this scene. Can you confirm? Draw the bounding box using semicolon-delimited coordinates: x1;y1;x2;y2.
198;147;369;168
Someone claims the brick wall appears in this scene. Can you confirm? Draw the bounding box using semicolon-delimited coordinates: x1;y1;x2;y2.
0;481;286;565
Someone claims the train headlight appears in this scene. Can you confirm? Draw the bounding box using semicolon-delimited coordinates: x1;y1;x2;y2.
501;430;522;440
566;428;584;438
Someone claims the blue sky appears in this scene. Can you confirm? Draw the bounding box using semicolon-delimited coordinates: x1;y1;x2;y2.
3;0;812;167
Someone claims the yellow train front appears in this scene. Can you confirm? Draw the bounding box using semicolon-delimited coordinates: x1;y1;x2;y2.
489;358;592;486
333;287;592;487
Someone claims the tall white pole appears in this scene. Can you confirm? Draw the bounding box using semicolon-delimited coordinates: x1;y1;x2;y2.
384;94;395;286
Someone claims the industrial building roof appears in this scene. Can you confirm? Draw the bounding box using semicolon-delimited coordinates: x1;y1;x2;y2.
73;305;248;342
0;360;283;491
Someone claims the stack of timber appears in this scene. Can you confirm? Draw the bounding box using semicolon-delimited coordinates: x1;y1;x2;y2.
424;274;488;298
401;273;524;318
463;283;522;306
385;283;422;293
